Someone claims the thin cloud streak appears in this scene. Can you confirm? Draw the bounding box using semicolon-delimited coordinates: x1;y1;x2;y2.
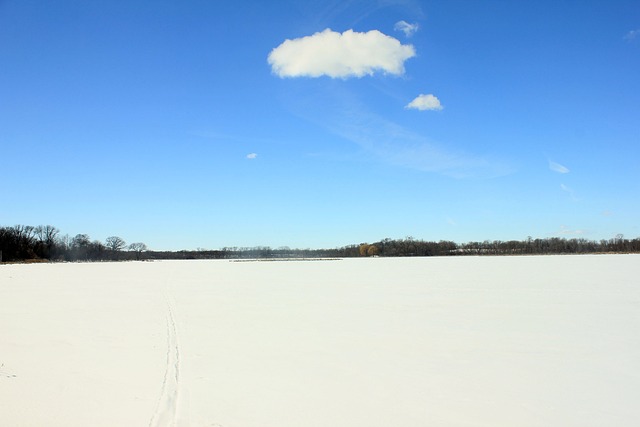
297;0;425;32
560;183;579;201
330;106;513;178
549;160;570;173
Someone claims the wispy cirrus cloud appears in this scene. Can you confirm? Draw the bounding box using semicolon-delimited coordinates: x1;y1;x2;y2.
394;20;419;37
328;103;512;178
267;29;415;78
246;153;258;159
560;183;579;201
406;94;443;111
549;160;569;173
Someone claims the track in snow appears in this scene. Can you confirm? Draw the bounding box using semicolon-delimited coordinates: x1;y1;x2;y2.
149;290;181;427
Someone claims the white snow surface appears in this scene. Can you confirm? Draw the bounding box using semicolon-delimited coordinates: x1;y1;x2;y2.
1;255;639;426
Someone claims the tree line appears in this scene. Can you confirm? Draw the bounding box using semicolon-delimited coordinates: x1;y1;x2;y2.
2;224;639;263
101;235;640;260
352;235;640;257
0;225;146;263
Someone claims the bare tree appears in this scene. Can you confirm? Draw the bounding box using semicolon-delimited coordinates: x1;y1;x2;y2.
71;234;91;260
105;236;126;260
105;236;127;252
72;234;91;248
35;225;59;258
128;242;147;260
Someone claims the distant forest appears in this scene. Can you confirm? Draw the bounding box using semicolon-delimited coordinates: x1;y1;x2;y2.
1;224;640;263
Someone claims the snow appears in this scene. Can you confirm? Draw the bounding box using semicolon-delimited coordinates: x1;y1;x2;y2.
1;255;639;426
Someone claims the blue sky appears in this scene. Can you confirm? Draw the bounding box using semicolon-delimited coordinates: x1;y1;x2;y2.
1;0;638;250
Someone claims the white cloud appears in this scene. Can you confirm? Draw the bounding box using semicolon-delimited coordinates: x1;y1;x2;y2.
394;20;419;37
624;29;639;41
549;161;569;173
406;94;443;111
246;153;257;159
268;29;415;78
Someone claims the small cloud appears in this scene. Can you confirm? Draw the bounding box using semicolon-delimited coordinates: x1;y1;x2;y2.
602;210;614;217
267;28;415;78
406;94;443;111
246;153;257;159
446;217;457;226
394;20;419;37
549;160;569;173
624;29;640;41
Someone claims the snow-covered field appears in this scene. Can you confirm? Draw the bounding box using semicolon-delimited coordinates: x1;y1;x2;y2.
1;255;639;426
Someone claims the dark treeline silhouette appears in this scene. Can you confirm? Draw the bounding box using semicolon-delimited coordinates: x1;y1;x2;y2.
0;225;146;263
366;235;640;256
2;224;639;263
147;246;343;260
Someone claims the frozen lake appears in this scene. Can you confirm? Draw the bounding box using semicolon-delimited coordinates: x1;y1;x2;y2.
1;255;639;426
